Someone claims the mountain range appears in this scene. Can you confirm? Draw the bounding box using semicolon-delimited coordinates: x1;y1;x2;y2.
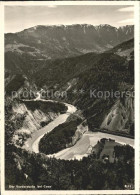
5;24;134;59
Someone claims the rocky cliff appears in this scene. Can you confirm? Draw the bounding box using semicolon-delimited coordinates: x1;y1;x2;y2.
100;95;134;134
12;101;59;146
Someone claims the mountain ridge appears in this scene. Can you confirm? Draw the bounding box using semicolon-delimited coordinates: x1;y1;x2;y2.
6;24;133;34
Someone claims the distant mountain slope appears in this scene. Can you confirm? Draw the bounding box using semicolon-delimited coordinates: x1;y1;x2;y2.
5;24;134;59
32;36;134;90
108;38;134;59
5;37;134;88
110;38;134;52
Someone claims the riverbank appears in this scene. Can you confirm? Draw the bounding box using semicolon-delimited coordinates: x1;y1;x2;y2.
93;129;134;139
49;131;134;160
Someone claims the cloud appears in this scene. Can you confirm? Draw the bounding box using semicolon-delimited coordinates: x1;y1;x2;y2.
46;5;57;8
118;18;134;24
118;6;134;12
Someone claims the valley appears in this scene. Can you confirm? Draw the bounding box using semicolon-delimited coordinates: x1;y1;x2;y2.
5;24;135;190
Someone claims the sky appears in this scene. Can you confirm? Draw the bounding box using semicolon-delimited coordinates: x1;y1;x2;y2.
5;5;134;33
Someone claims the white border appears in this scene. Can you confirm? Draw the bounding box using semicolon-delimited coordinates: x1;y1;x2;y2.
0;2;5;195
0;1;139;195
134;1;140;193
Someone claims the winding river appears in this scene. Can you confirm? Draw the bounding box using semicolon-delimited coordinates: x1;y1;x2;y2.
23;95;134;160
23;102;77;153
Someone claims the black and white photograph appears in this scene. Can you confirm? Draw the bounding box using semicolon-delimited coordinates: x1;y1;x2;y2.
0;1;140;194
